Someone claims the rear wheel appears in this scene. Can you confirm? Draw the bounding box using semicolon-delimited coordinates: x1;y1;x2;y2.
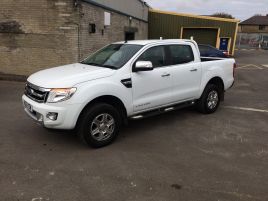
197;84;220;114
77;103;121;148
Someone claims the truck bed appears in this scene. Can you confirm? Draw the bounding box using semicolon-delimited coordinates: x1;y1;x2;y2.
200;57;231;62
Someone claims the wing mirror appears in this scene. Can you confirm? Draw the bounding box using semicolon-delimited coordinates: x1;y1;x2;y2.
134;61;154;72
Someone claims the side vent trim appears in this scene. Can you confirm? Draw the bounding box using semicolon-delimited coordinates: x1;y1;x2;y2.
121;78;132;88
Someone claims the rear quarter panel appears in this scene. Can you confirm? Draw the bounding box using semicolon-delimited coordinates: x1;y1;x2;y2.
199;58;235;98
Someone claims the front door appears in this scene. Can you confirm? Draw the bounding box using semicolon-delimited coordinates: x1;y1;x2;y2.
220;38;229;51
132;45;173;112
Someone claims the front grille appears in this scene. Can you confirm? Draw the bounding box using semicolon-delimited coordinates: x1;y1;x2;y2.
25;82;49;103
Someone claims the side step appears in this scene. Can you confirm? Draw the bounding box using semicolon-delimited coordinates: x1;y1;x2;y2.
130;100;196;120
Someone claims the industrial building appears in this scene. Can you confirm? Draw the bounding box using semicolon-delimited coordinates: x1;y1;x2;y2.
149;10;239;56
0;0;149;76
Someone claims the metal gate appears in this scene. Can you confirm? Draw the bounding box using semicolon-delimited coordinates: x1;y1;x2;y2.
236;33;268;50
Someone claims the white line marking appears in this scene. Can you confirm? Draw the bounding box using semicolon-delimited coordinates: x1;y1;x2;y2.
252;64;263;69
237;64;263;69
237;64;251;69
262;65;268;68
238;64;250;68
31;198;43;201
59;26;76;30
55;2;67;6
223;106;268;113
59;13;71;17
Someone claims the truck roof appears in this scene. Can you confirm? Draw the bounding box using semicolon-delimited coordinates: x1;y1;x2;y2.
114;39;195;46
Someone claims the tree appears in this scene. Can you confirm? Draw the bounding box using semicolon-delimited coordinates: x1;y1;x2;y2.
253;14;262;16
212;12;235;19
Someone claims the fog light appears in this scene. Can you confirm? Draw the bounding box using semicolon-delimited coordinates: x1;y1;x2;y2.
46;112;58;121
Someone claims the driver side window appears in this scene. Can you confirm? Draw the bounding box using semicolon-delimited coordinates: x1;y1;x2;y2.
137;46;166;68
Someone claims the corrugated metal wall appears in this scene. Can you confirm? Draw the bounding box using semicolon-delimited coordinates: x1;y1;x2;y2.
148;11;238;55
182;28;218;46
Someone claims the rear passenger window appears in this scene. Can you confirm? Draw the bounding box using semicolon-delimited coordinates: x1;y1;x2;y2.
169;45;194;65
137;46;165;68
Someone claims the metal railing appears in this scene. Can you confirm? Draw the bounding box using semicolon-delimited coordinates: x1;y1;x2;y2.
236;33;268;50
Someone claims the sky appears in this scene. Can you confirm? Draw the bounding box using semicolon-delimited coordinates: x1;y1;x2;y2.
145;0;268;21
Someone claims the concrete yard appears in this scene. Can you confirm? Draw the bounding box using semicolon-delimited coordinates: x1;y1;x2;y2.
0;50;267;201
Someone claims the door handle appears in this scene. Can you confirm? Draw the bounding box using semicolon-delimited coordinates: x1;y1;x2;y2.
161;73;170;77
190;69;198;72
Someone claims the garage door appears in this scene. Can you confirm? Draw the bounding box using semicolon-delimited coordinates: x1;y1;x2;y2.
182;28;218;47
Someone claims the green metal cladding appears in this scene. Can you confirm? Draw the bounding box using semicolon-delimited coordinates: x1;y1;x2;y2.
148;10;238;55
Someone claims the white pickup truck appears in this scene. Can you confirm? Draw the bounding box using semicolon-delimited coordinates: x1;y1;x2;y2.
22;39;235;147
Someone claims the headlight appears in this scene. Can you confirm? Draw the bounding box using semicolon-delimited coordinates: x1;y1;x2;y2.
47;88;76;103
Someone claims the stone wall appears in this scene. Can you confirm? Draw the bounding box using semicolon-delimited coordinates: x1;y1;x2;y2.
0;0;148;76
0;0;79;76
79;2;148;59
239;25;268;33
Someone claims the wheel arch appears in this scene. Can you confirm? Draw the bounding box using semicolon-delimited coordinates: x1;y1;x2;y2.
205;77;225;101
76;95;128;128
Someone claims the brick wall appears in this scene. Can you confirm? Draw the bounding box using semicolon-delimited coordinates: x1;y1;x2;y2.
0;0;79;76
79;2;148;59
239;25;268;33
0;0;148;76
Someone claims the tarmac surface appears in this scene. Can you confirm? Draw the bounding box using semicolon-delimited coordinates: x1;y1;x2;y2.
0;50;267;201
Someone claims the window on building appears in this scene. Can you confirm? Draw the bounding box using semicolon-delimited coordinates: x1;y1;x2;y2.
125;32;135;41
259;25;266;30
137;46;166;68
168;45;194;65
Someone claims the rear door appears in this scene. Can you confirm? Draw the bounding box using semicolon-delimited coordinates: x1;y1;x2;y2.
132;45;173;112
167;44;202;102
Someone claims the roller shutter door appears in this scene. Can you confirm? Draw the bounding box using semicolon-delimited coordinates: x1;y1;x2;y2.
182;28;218;47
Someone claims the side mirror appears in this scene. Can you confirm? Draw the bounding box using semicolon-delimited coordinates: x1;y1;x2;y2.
134;61;154;72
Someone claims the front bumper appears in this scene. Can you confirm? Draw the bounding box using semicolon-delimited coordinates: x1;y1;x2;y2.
22;95;81;129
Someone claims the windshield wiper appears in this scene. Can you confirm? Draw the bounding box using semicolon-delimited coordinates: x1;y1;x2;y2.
102;65;118;70
80;62;101;67
81;62;117;69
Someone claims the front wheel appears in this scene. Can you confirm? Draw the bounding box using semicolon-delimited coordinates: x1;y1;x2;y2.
196;84;220;114
77;103;121;148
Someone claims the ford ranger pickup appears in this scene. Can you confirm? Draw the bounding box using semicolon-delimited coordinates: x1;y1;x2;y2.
22;39;235;147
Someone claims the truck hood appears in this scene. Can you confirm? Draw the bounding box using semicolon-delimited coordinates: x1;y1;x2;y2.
27;63;116;88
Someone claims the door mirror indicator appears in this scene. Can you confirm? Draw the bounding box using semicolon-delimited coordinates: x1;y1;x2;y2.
134;61;154;72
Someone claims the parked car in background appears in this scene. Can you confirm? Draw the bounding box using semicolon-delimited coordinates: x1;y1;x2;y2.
198;44;229;58
22;39;235;148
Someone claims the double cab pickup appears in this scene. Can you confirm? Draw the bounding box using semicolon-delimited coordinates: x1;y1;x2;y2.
23;39;235;147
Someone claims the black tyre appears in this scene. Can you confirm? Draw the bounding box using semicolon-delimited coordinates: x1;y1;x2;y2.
77;103;122;148
196;84;220;114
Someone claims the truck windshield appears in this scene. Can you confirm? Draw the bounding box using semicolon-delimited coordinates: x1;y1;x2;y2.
81;44;143;69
